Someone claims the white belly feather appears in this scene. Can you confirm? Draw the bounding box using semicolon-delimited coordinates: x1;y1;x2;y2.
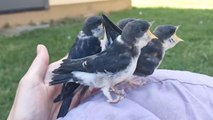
71;57;138;88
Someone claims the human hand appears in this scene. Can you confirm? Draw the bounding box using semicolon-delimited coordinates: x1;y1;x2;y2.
69;87;100;109
7;45;62;120
7;44;100;120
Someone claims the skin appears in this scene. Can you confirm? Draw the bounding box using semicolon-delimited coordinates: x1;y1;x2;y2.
7;45;94;120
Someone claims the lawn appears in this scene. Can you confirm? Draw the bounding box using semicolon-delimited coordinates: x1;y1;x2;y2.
0;7;213;119
132;0;213;9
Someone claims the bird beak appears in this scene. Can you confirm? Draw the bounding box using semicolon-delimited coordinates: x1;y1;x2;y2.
173;25;183;42
147;30;157;39
172;34;184;43
149;21;155;26
147;21;157;40
175;25;181;31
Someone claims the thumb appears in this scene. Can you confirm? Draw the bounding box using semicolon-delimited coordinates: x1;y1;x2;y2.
26;44;49;81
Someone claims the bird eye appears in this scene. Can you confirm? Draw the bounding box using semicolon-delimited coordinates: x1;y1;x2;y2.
141;27;147;32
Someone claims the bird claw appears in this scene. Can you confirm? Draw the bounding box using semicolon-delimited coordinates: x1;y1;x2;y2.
128;78;145;87
110;87;125;96
107;95;124;103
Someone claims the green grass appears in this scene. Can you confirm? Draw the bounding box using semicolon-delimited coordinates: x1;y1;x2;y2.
0;7;213;119
132;0;213;9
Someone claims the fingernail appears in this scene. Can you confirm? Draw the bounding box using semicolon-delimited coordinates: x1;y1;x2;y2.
37;44;42;55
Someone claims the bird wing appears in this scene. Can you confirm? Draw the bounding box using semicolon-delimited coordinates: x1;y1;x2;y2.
134;40;163;76
51;51;131;85
68;36;101;59
102;14;122;50
85;51;131;73
54;51;131;74
141;40;163;66
52;54;98;74
102;14;122;41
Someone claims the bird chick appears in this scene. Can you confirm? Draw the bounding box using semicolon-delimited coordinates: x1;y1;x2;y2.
68;16;104;59
105;18;183;85
134;25;183;76
69;14;126;105
50;19;156;103
54;16;104;118
116;18;183;75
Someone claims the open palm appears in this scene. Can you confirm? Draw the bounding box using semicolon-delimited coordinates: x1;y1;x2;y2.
8;45;62;120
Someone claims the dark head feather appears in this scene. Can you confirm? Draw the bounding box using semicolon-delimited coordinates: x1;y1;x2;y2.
82;16;102;35
154;25;177;42
121;19;150;45
117;18;135;30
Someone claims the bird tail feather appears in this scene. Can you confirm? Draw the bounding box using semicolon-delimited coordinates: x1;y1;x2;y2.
49;74;73;85
56;85;85;118
57;95;73;118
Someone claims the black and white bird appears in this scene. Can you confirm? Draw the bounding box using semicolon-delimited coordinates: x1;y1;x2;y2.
134;25;183;76
50;19;157;104
57;15;125;110
101;18;183;84
114;18;183;76
68;14;124;105
54;16;104;118
68;16;104;59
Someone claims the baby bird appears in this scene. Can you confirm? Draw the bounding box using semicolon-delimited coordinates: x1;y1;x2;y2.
50;19;156;103
68;16;104;59
54;16;104;118
116;18;183;76
134;25;183;76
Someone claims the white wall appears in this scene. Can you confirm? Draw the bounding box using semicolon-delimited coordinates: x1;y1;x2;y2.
0;0;49;13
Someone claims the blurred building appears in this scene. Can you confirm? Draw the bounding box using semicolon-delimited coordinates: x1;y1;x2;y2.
0;0;131;28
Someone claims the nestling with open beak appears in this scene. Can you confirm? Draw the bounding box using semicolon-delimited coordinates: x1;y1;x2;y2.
101;17;183;85
134;25;183;76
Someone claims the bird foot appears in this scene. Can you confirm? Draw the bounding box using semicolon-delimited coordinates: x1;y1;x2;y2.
107;95;124;103
128;78;145;87
110;87;125;96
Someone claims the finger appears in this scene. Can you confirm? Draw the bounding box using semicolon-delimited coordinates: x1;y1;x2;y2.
43;54;68;97
70;91;82;109
25;44;49;80
49;102;61;120
44;54;68;82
